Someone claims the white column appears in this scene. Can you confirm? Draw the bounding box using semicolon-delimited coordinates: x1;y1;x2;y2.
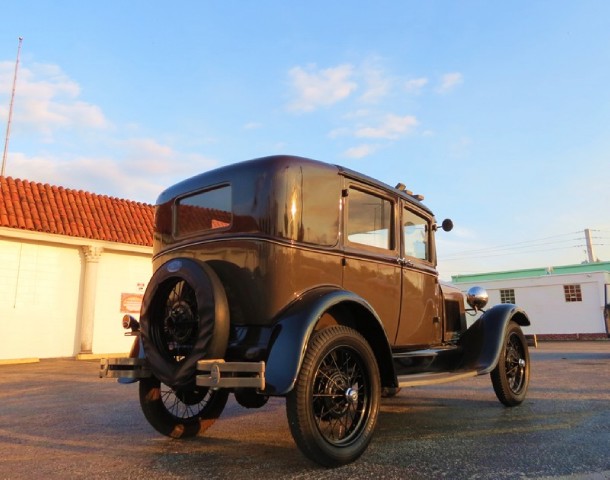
79;245;103;354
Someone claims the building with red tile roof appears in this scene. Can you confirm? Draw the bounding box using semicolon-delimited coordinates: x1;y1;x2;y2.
0;176;155;363
0;176;154;246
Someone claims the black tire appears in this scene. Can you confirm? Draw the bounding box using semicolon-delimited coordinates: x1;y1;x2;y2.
139;259;229;388
234;388;269;409
139;376;229;438
286;325;381;467
491;321;530;406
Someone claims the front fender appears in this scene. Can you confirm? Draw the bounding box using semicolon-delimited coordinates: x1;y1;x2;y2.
459;304;530;375
263;287;394;395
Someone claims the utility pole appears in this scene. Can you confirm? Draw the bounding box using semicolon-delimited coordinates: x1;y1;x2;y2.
584;228;597;263
2;36;23;177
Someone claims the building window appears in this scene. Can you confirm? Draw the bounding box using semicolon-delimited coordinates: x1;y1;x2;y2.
563;284;582;302
500;289;515;304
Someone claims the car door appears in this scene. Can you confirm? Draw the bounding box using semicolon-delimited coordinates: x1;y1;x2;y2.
394;203;442;347
341;184;402;342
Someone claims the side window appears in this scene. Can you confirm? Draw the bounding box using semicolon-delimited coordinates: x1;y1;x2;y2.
347;188;393;250
403;208;429;261
175;185;232;237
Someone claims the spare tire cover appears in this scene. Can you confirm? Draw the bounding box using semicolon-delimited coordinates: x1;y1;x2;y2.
139;258;229;388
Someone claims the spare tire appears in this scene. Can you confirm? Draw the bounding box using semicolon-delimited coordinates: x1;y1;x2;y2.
139;258;229;388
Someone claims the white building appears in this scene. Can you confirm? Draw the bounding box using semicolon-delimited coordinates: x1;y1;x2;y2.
0;176;153;363
452;263;610;340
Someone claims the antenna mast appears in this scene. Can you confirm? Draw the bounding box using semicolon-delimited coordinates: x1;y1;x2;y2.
2;36;23;177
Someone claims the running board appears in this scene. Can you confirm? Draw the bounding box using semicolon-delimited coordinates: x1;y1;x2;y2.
397;370;478;387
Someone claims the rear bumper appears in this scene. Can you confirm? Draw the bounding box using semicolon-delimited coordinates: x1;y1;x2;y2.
99;357;152;379
196;359;265;389
100;357;266;390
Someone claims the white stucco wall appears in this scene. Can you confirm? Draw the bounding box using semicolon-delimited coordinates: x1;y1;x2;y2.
92;250;152;354
0;238;81;359
0;228;152;361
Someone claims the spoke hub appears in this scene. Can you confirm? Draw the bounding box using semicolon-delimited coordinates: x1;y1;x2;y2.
166;300;196;342
345;387;358;404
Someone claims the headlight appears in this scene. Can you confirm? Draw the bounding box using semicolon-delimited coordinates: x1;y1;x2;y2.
466;286;489;311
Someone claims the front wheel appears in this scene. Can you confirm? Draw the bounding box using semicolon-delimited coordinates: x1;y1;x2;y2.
139;376;229;438
286;325;381;467
491;321;530;406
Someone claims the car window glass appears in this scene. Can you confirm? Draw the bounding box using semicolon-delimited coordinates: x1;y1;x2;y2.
176;185;232;236
347;188;393;250
403;208;429;260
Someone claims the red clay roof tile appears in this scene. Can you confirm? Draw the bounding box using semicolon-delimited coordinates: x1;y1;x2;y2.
0;176;154;247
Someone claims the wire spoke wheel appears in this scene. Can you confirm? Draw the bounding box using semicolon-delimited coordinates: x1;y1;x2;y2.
139;376;229;438
505;333;527;393
491;321;530;406
287;325;380;467
160;384;212;420
312;347;368;445
151;278;199;363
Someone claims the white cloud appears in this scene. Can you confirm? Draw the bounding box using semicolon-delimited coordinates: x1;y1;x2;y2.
327;127;350;139
355;114;418;139
0;62;112;139
343;144;377;159
287;63;357;112
342;109;371;119
243;122;263;130
359;62;391;103
5;138;218;203
437;72;463;94
405;77;428;93
121;137;217;180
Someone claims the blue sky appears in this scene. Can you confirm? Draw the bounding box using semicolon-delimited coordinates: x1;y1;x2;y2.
1;1;609;279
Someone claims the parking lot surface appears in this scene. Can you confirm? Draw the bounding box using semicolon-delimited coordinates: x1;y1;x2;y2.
0;341;608;480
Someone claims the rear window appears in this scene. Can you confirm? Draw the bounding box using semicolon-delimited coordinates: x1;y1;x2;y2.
175;185;232;237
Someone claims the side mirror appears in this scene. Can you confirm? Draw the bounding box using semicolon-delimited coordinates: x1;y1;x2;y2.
441;218;453;232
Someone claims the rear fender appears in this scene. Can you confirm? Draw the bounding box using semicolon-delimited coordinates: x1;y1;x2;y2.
459;304;530;374
263;287;395;395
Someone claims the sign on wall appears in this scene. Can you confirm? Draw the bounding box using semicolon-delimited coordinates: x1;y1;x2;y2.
120;293;143;314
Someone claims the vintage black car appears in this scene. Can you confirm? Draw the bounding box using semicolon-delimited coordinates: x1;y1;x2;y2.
101;155;531;467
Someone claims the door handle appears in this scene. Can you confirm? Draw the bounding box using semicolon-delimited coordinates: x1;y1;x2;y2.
398;257;414;267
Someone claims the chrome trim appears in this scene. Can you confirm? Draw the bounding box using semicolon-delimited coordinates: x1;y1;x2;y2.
196;359;265;389
99;357;151;379
397;370;478;387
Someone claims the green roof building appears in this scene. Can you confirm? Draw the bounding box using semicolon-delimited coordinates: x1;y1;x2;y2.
452;262;610;340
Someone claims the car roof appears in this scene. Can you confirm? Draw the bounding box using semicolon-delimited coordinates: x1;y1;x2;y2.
156;155;433;215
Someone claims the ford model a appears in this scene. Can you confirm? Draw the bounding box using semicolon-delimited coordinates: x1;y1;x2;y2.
101;155;531;467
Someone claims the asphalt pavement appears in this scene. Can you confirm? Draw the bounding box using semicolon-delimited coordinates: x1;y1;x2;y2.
0;341;608;480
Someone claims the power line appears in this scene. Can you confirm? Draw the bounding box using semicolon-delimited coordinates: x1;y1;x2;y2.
440;230;609;262
441;231;583;260
441;243;584;261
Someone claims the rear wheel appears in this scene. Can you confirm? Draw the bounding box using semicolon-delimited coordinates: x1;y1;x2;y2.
286;326;381;467
139;376;229;438
491;321;530;406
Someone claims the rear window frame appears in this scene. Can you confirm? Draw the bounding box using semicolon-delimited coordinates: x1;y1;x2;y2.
173;183;233;238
